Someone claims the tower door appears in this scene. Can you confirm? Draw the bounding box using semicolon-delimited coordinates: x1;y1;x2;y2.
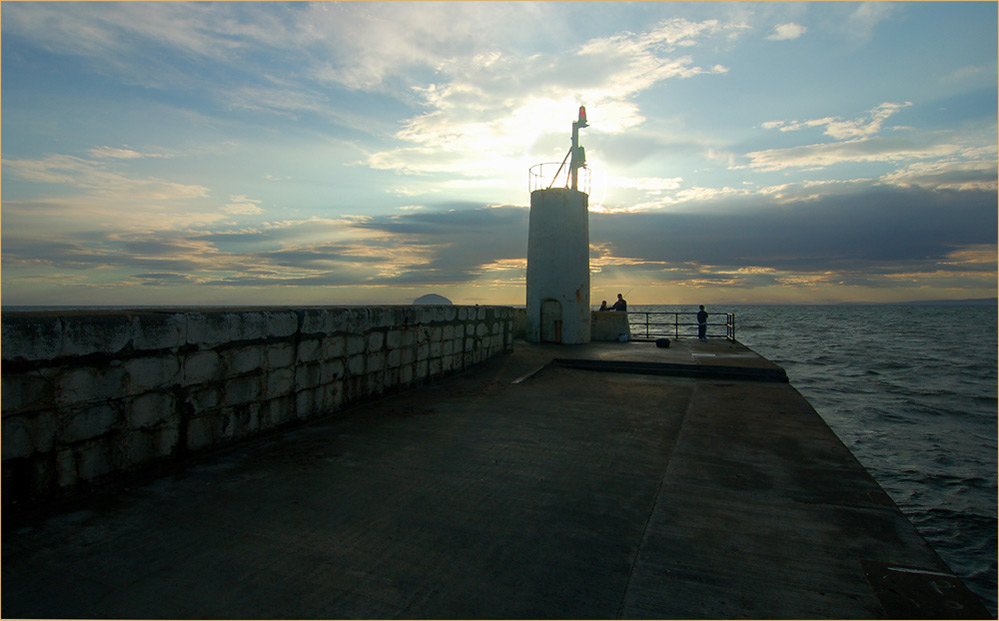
540;299;562;343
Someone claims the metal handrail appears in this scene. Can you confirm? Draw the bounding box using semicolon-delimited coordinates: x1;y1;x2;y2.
623;311;736;341
529;162;591;194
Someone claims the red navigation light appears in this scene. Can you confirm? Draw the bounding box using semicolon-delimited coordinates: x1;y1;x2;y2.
578;106;587;123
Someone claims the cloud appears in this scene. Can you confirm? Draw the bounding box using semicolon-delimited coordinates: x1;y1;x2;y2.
87;146;169;160
765;23;807;41
741;137;960;172
879;158;999;191
222;195;265;215
3;153;210;200
762;102;912;140
846;2;897;43
591;185;996;272
364;17;743;179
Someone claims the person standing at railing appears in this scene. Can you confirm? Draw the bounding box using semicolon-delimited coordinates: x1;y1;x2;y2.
611;293;628;311
697;305;709;341
598;300;608;311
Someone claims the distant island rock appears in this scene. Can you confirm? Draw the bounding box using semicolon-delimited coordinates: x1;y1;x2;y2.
413;294;453;305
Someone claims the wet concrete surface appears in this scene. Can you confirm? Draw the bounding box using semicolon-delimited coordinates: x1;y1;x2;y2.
2;339;990;619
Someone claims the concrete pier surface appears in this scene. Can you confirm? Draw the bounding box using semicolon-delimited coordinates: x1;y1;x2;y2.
3;339;990;619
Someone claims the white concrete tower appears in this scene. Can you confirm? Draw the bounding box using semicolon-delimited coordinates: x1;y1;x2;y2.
526;106;591;344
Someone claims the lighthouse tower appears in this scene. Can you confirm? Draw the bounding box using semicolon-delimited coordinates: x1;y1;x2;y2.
526;106;591;344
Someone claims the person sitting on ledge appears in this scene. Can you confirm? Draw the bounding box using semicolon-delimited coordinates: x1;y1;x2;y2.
610;293;627;311
598;300;608;311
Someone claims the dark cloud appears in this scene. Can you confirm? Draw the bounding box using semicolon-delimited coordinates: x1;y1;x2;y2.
592;186;997;272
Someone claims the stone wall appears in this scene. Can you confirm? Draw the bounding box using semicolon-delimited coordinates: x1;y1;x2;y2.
2;306;514;506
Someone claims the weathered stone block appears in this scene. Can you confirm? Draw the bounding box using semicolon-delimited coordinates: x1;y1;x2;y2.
266;368;294;398
444;306;457;321
265;395;296;427
61;404;117;443
128;392;176;429
131;313;186;351
186;417;214;451
126;425;178;463
57;366;125;407
183;350;221;385
3;417;36;459
77;439;113;481
232;403;260;436
2;315;62;361
400;363;414;385
300;309;332;335
321;359;345;384
2;373;54;415
321;381;344;411
416;359;429;380
267;343;296;369
185;312;234;346
476;323;489;337
344;376;365;403
429;342;443;358
188;386;220;413
295;388;321;419
346;335;366;356
323;335;346;359
62;314;131;357
125;429;155;466
417;343;430;361
386;330;402;349
297;339;322;364
125;356;180;392
231;312;266;342
223;375;262;407
401;347;416;365
372;307;398;329
387;349;401;369
429;358;442;377
225;345;264;376
57;448;77;488
401;329;417;347
366;371;386;396
384;367;400;388
367;351;385;372
265;311;299;338
295;364;322;391
347;354;365;376
477;307;486;320
155;425;180;457
367;331;384;352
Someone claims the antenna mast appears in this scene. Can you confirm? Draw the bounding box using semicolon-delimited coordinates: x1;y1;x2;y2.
570;105;588;191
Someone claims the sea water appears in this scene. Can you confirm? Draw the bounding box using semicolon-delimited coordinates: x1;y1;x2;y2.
631;303;998;613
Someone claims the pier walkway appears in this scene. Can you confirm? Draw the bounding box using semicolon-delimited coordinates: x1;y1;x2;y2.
3;339;990;618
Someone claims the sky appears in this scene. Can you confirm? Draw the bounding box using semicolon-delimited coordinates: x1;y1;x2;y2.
2;1;997;307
